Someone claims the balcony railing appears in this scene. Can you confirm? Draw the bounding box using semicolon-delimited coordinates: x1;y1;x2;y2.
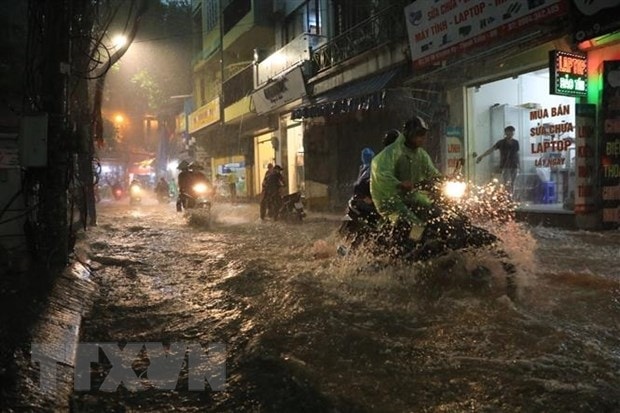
222;63;254;106
311;5;406;74
255;33;327;87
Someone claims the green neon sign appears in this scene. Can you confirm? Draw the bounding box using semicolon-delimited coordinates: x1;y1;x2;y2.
549;50;588;97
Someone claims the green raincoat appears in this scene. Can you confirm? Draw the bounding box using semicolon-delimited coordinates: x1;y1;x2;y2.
370;132;441;225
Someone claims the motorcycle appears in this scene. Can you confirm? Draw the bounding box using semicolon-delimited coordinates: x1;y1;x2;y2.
156;184;172;204
277;191;306;223
178;181;212;212
338;195;381;249
111;184;124;201
157;191;172;204
338;177;517;295
129;182;143;205
340;178;502;258
178;181;213;227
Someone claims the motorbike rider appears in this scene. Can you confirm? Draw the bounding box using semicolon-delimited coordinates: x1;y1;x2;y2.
353;147;375;200
188;162;207;186
370;116;442;252
156;177;169;198
382;128;400;148
350;129;408;221
177;160;192;211
188;162;210;207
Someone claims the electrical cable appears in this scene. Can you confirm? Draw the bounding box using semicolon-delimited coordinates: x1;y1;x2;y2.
0;189;24;224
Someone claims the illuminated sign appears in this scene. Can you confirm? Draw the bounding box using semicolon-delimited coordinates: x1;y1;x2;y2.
188;97;220;134
549;50;588;97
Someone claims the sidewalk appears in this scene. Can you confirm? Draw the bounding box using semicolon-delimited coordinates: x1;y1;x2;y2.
1;259;95;412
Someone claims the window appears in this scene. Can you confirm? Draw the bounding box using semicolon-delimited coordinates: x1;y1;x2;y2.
332;0;373;36
284;1;322;44
204;0;218;33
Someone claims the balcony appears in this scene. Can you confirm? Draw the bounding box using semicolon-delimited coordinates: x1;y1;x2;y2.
222;63;254;107
255;33;327;87
310;5;407;74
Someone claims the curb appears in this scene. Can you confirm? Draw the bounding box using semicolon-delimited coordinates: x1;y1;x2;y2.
9;260;96;412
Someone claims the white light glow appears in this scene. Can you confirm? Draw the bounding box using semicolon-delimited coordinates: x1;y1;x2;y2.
112;34;127;49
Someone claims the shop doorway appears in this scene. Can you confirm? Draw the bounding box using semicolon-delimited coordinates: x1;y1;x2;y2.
286;123;304;194
466;69;576;212
254;133;276;196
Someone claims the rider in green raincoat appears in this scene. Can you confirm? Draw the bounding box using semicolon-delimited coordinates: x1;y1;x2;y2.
370;116;441;240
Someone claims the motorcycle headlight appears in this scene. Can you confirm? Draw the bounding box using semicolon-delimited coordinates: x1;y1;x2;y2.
193;182;208;194
443;180;466;199
130;185;141;195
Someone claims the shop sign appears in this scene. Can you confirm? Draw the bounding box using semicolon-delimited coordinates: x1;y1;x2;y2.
444;126;463;174
549;50;588;97
188;98;220;134
574;104;596;214
176;112;187;134
528;103;574;168
404;0;568;68
572;0;620;43
252;67;307;115
601;61;620;225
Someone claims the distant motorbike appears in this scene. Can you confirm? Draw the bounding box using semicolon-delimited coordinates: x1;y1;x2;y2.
112;184;124;201
277;192;306;223
156;187;172;204
157;191;172;204
129;182;143;205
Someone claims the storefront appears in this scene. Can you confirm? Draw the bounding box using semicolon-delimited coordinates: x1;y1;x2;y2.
211;155;247;198
467;68;578;212
583;41;620;228
403;0;620;227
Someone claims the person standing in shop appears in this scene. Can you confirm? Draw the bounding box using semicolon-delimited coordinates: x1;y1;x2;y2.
476;125;520;194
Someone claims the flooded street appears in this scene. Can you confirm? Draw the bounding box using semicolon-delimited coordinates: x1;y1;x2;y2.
71;198;620;412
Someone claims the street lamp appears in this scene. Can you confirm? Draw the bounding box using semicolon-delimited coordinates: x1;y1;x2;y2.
112;34;127;49
112;113;126;148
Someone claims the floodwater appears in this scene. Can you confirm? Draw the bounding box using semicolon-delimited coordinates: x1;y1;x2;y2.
70;194;620;412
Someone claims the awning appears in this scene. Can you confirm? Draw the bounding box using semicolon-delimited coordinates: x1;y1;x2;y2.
292;66;402;119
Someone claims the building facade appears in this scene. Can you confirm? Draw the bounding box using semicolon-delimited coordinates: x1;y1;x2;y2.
185;0;620;228
403;0;620;229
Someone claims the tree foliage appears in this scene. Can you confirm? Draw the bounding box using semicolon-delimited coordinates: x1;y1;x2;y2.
106;0;193;114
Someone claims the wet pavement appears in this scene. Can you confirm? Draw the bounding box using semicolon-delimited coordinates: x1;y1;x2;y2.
7;197;620;412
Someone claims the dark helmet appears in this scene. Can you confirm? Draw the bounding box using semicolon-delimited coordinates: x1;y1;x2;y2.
189;161;204;170
382;129;400;148
402;115;429;137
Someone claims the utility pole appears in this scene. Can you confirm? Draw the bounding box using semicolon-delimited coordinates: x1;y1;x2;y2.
37;0;71;268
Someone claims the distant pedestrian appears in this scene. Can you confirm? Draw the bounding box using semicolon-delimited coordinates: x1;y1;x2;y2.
227;172;238;203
